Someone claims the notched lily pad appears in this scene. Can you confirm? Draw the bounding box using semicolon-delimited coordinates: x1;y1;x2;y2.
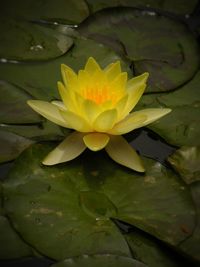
0;18;73;62
79;7;199;92
3;143;195;261
52;254;147;267
3;144;131;260
168;146;200;184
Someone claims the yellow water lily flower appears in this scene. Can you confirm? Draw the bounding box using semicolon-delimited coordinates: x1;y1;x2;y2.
27;57;171;172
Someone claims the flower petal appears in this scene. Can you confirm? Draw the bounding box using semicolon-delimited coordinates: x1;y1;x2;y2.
84;57;101;74
123;72;149;115
51;100;66;110
83;133;110;151
93;109;118;132
57;81;75;111
132;108;172;127
105;135;145;172
83;99;101;122
115;95;128;121
60;110;92;132
105;61;121;81
127;72;149;91
109;108;171;135
27;100;68;128
42;132;86;165
109;113;147;135
61;64;78;89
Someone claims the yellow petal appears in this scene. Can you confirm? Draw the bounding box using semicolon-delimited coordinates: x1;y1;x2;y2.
132;108;172;127
109;108;171;135
93;109;117;132
27;100;68;128
42;132;86;165
105;135;145;172
83;133;110;151
109;112;147;135
61;64;78;89
127;72;149;91
84;57;101;74
115;95;128;121
105;61;121;81
110;72;127;93
51;100;66;110
83;99;101;122
124;84;146;115
60;110;92;132
57;81;75;111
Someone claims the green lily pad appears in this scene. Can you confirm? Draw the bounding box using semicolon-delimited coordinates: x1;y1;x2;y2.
179;182;200;262
136;70;200;147
79;7;199;92
3;144;131;260
0;0;89;24
0;81;41;124
0;18;73;62
86;0;198;15
52;254;147;267
3;143;195;261
125;231;183;267
0;130;34;163
168;146;200;184
0;121;66;141
0;182;32;259
0;37;131;100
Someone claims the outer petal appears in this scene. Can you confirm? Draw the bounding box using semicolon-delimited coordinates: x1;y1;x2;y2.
83;133;110;151
42;132;86;165
104;61;121;81
27;100;68;128
93;109;117;132
109;113;147;135
51;100;66;110
57;81;76;111
61;64;78;89
60;110;92;132
123;84;146;116
84;57;101;74
105;135;145;172
126;72;149;91
131;108;172;127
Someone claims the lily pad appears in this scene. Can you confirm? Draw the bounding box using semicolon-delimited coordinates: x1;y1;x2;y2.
0;130;34;163
168;146;200;184
86;0;198;15
179;182;200;262
3;144;131;260
136;70;200;147
79;7;199;92
0;121;66;142
3;143;195;261
0;18;73;62
125;231;183;267
0;0;89;24
0;81;41;124
0;37;131;100
0;182;32;259
52;254;147;267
